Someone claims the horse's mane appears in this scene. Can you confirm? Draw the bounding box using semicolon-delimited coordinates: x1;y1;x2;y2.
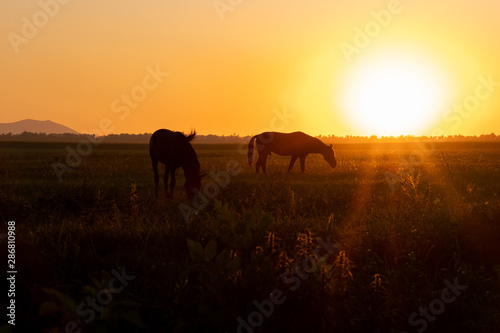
185;130;196;142
181;132;200;175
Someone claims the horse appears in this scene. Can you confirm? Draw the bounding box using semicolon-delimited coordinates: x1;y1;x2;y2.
247;131;336;173
149;129;203;199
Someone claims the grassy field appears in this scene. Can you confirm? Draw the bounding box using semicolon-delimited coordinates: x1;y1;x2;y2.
1;141;500;332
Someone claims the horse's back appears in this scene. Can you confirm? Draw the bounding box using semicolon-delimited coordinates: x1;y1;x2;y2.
149;129;185;164
262;131;311;142
151;129;189;145
150;129;175;142
259;131;317;155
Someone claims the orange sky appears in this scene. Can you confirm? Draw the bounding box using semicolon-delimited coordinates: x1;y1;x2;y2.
1;0;499;136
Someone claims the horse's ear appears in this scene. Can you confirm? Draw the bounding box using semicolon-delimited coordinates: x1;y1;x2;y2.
329;144;332;148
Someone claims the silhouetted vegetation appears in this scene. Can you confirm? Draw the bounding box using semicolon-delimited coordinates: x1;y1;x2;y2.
0;142;499;332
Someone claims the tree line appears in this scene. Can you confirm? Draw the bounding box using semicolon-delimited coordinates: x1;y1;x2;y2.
0;131;498;143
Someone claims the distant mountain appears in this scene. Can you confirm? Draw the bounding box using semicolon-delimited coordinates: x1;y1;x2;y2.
0;119;79;135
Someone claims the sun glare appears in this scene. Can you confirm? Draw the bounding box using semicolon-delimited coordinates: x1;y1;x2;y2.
338;51;452;136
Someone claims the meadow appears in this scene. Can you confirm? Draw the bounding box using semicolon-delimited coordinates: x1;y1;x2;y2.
0;141;499;332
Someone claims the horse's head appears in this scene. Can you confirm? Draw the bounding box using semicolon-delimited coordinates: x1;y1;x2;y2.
185;174;205;200
323;144;337;169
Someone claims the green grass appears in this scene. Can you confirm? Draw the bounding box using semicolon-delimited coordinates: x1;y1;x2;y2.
1;142;499;332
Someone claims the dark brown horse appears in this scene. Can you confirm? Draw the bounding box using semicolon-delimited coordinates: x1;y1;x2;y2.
248;131;336;173
149;129;203;199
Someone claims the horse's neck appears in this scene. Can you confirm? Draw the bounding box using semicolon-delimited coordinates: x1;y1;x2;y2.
312;139;328;154
183;161;199;177
181;144;200;177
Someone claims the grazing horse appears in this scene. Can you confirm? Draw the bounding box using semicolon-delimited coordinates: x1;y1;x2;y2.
149;129;203;199
248;131;336;173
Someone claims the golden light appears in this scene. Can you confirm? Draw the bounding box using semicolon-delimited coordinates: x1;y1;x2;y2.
337;50;453;136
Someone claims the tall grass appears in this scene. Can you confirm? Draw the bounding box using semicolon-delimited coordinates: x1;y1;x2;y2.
0;143;499;332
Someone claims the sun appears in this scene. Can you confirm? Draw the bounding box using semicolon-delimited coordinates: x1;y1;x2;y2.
337;50;453;136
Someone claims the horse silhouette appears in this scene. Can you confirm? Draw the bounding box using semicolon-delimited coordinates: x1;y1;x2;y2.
248;131;336;173
149;129;203;199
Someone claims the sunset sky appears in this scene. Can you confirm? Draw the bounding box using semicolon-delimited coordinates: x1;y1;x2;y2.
1;0;499;136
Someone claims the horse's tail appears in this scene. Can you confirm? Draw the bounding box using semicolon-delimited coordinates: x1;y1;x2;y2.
248;135;257;166
149;132;156;157
185;130;196;141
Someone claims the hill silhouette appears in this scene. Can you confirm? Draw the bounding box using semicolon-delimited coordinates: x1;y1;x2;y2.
0;119;79;135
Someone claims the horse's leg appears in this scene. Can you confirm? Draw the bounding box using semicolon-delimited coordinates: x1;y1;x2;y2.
169;168;176;197
288;156;298;172
256;152;263;173
261;153;269;173
152;158;159;198
164;165;170;198
299;155;306;173
256;147;270;173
